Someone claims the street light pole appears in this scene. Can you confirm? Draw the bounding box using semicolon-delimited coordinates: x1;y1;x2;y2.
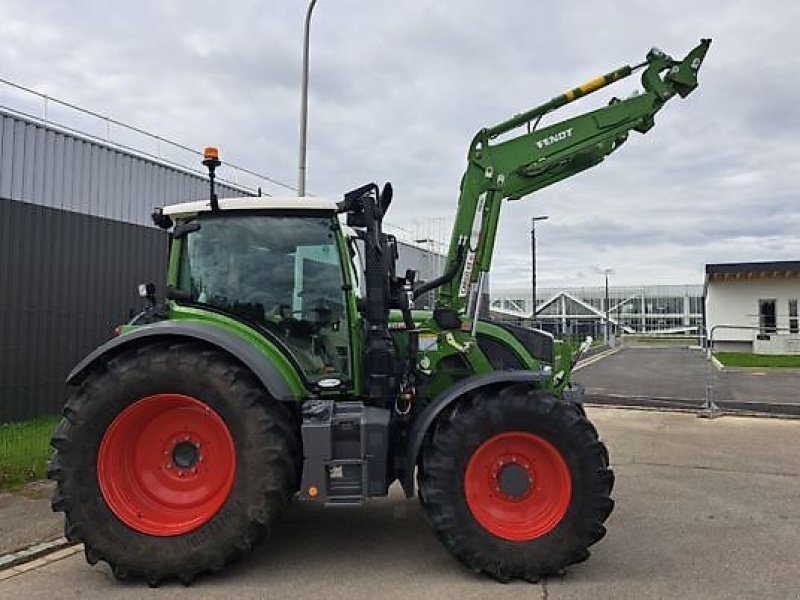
599;267;614;346
530;216;549;325
297;0;319;197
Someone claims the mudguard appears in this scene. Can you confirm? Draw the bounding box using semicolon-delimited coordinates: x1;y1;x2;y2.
66;321;297;403
401;370;548;497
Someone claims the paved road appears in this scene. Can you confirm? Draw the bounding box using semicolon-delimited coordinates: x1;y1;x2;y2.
2;407;798;599
576;347;800;414
0;481;60;555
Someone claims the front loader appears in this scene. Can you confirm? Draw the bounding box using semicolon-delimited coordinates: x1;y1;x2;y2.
49;40;710;585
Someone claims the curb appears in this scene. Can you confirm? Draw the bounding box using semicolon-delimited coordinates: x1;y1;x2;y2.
585;394;800;419
0;538;81;580
574;346;621;372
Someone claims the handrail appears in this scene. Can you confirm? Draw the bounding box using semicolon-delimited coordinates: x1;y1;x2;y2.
0;77;295;194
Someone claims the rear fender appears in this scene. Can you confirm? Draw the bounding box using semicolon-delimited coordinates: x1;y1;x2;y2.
67;321;300;403
402;370;548;497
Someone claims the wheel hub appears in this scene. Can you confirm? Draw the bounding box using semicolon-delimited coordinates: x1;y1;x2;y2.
171;440;200;470
496;462;532;499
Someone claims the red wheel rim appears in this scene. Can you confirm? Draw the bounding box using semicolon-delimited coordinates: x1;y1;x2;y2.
464;431;571;541
97;394;236;536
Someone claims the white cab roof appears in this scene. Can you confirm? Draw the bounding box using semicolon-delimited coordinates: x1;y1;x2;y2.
162;196;338;218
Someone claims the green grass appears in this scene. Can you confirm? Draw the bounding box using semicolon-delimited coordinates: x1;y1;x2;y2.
714;352;800;368
0;415;61;490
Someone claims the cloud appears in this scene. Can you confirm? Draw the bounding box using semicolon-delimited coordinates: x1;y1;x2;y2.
1;0;798;291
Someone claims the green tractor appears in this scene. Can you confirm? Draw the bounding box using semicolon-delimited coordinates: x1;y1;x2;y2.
50;40;710;585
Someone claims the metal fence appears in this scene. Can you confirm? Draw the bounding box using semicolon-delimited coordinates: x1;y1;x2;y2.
701;325;800;418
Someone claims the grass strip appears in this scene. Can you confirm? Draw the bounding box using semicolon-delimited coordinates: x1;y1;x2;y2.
714;352;800;368
0;415;61;491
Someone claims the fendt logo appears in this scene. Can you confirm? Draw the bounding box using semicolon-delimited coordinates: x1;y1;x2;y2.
536;127;573;149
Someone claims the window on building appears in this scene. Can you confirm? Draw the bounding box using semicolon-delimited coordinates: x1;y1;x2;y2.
759;299;777;334
790;299;798;334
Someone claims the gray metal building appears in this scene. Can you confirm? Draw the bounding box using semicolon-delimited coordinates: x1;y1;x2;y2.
0;103;451;421
394;240;446;309
0;108;251;421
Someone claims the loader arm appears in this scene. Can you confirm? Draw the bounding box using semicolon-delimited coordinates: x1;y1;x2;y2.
438;39;711;315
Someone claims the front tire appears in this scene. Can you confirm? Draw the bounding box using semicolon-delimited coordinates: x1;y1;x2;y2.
49;342;299;585
418;386;614;581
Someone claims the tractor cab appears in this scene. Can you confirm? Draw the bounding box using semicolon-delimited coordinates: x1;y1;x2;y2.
160;197;359;387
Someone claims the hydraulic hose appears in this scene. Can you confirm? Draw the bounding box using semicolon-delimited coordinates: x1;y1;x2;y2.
412;241;467;301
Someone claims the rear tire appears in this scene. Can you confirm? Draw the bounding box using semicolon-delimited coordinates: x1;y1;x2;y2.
49;342;299;585
418;385;614;581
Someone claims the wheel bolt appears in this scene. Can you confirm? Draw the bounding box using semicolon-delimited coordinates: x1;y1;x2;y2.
166;463;172;470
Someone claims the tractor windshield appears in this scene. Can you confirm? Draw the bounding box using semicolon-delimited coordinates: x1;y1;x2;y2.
176;213;351;384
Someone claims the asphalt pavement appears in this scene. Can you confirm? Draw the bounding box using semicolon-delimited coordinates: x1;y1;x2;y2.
0;481;61;555
2;407;798;599
576;346;800;415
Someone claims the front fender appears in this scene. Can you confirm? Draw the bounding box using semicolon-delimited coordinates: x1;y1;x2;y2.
67;321;300;403
401;370;548;497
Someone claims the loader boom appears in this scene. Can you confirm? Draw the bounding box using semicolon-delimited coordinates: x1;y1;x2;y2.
438;39;711;315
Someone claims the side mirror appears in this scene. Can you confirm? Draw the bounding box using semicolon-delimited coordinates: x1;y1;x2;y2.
379;182;393;213
138;282;157;308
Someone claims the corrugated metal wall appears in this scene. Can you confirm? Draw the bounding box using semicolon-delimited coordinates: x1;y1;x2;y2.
0;197;168;421
0;109;251;421
0;109;248;225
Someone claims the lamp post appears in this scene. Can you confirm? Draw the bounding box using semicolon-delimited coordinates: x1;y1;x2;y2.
297;0;319;197
600;267;613;346
530;216;548;325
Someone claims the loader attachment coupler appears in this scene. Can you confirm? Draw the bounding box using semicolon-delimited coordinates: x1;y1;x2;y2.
663;38;711;98
641;39;711;100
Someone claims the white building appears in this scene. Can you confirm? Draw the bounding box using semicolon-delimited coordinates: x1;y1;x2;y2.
490;284;703;338
705;261;800;353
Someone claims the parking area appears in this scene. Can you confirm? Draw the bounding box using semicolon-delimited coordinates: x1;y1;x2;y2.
576;346;800;415
1;406;798;599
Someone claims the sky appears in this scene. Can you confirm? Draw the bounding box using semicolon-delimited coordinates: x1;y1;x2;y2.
1;0;799;292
